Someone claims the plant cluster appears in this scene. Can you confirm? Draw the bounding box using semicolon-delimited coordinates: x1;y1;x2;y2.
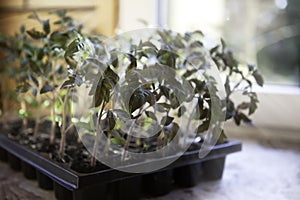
0;11;263;167
0;10;82;159
65;29;264;165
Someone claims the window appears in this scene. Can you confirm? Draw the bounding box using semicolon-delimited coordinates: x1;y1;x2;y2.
167;0;300;86
118;0;300;131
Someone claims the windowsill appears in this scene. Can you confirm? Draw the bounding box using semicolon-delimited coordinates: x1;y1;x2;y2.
230;83;300;132
252;84;300;95
224;122;300;151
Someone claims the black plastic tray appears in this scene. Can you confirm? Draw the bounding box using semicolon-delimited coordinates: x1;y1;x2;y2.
0;134;241;199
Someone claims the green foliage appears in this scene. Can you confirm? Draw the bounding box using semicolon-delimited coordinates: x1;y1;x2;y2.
0;11;83;157
67;28;263;151
209;38;264;127
1;10;264;163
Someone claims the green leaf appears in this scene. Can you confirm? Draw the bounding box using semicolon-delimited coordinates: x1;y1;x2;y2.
37;48;44;60
90;67;118;108
157;50;177;68
159;85;170;99
170;94;180;109
221;38;226;52
101;110;116;131
64;38;84;68
197;96;204;113
126;54;137;71
221;50;238;68
199;108;209;120
50;31;69;48
210;45;219;54
245;78;253;88
110;49;119;68
237;102;250;110
224;76;230;96
104;66;119;86
91;79;108;107
28;74;39;87
190;41;203;48
61;77;75;88
169;122;179;139
26;29;47;39
192;30;204;36
196;120;209;133
253;70;264;87
141;47;157;58
157;30;168;42
16;83;30;93
42;19;50;35
156;104;166;113
233;113;241;125
189;79;205;93
249;96;258;115
145;91;155;106
161;116;174;126
20;25;25;33
178;106;186;117
111;130;126;145
40;84;55;94
107;110;116;129
247;64;254;71
157;103;172;110
129;88;147;113
31;88;37;96
185;30;204;39
29;60;42;74
226;99;235;119
183;69;197;78
239;112;252;125
174;34;185;48
145;111;157;121
139;41;158;50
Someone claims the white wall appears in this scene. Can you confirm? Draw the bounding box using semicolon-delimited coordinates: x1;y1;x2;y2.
118;0;157;32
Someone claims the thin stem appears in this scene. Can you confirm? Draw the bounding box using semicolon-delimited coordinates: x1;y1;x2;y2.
121;118;136;161
21;99;28;129
103;131;111;156
59;88;69;159
33;91;42;141
50;92;56;145
122;106;146;160
156;129;165;150
65;123;74;135
33;114;40;141
91;101;106;167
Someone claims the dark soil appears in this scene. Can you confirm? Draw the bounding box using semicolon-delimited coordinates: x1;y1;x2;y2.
0;119;208;174
1;119;109;173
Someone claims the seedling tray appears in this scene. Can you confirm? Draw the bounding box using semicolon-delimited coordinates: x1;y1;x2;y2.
0;134;241;200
